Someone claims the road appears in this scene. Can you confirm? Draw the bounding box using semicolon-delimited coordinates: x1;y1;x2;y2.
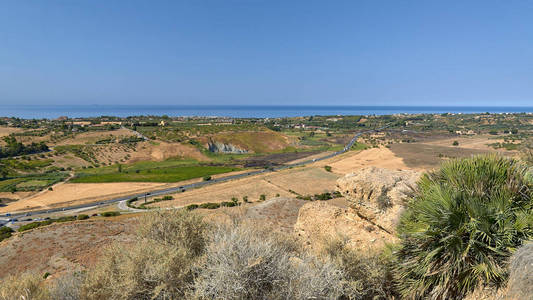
0;125;390;221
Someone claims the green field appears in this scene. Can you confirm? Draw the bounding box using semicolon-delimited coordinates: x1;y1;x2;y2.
71;165;240;183
0;172;68;192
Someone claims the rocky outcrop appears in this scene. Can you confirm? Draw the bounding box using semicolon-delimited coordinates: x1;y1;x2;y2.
207;141;248;154
506;243;533;299
336;167;420;234
294;201;395;252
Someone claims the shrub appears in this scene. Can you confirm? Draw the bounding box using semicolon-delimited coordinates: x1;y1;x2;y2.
220;201;238;207
323;237;397;299
100;211;120;217
314;192;333;200
49;271;84;300
81;239;193;299
243;195;249;203
162;195;173;200
324;165;332;172
185;204;199;210
452;140;459;146
0;273;50;300
193;222;345;299
203;175;212;181
81;210;208;299
259;194;266;201
77;214;89;220
137;209;209;256
0;226;14;242
394;155;533;299
199;202;220;209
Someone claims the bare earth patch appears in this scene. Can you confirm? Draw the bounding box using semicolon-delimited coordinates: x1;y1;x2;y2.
320;147;411;173
0;218;136;279
0;126;24;138
128;141;209;162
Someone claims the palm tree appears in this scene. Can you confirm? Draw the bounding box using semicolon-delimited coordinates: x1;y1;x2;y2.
394;155;533;299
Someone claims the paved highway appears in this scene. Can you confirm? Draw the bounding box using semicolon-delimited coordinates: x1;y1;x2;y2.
0;125;390;221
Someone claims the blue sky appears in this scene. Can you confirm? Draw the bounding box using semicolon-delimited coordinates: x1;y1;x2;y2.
1;1;533;106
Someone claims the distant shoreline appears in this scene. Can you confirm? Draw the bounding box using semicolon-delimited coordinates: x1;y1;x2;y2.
1;105;532;119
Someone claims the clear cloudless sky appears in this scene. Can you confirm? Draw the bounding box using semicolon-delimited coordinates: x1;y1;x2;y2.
1;0;533;106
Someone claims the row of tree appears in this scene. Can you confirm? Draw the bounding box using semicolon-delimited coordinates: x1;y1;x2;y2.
0;136;49;159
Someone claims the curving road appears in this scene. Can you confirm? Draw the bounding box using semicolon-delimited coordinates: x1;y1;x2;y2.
0;125;390;221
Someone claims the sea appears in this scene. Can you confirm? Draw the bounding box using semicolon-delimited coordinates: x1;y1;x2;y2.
1;105;533;119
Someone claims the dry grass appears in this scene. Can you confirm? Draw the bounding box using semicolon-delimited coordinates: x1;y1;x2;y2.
81;210;208;299
193;220;346;300
0;273;50;300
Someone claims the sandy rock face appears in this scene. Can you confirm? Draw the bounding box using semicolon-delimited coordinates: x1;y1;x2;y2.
336;167;420;233
294;201;394;251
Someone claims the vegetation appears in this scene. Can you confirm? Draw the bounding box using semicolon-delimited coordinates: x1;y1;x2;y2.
324;165;332;172
17;216;78;232
0;136;49;159
71;165;239;183
100;211;120;217
0;226;14;242
394;155;533;299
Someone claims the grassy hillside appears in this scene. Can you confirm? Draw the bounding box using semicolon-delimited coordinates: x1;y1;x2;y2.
203;130;289;154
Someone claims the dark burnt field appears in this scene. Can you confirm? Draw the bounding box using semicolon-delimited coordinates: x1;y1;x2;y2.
242;151;321;168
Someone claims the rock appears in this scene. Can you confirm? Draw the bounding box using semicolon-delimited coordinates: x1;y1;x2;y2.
507;243;533;299
294;201;395;252
207;141;248;154
336;167;420;233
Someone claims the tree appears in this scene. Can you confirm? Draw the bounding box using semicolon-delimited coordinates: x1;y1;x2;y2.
452;140;459;146
394;155;533;299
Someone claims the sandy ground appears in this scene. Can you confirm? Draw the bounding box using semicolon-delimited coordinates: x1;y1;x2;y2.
0;218;136;279
0;126;23;138
319;147;411;173
263;166;340;195
421;135;509;152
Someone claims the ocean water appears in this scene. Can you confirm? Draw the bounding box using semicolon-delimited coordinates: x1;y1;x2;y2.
1;105;533;119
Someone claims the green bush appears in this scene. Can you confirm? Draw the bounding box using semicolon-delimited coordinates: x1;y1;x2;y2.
259;194;266;201
394;155;533;299
203;175;212;181
199;202;220;209
185;204;199;211
101;211;121;217
452;140;459;146
0;226;14;242
162;195;173;200
77;214;90;220
324;165;332;172
220;201;238;207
